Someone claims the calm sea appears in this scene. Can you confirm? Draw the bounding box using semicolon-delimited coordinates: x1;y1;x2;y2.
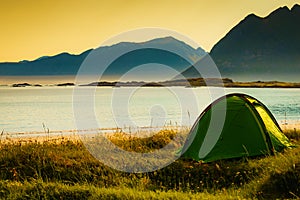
1;86;300;134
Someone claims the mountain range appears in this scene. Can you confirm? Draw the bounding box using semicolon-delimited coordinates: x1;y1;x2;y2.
0;37;205;81
1;4;300;81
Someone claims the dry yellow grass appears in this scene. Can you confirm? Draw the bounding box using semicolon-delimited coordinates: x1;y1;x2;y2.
0;126;299;199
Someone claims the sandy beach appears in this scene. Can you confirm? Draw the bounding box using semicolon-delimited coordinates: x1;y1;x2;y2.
1;122;298;144
280;122;300;131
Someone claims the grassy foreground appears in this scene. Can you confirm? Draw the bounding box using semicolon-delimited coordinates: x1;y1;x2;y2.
0;129;299;199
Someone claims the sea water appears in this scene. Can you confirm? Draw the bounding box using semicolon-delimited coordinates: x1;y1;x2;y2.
0;86;299;133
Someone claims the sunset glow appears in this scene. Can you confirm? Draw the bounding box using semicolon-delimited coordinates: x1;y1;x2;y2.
1;0;299;62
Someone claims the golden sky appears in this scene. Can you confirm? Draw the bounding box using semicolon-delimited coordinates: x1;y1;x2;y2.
1;0;299;62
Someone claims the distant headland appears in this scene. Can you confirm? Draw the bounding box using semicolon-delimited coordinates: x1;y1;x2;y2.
7;78;300;88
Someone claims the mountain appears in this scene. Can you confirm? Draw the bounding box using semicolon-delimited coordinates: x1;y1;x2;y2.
0;50;92;76
208;4;300;81
0;37;205;79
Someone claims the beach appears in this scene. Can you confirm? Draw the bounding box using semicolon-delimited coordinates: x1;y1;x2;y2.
1;122;298;144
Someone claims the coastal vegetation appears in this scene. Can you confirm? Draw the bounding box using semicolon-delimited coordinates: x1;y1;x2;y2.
8;78;300;88
0;128;299;199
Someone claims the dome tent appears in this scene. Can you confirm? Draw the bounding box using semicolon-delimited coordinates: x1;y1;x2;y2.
181;93;293;162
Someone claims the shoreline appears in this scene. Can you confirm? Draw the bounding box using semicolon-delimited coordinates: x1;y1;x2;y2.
2;78;300;88
1;123;299;143
280;123;300;131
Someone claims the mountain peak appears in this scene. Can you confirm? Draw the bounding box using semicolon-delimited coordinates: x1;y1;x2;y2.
265;5;291;20
291;4;300;11
243;13;262;22
143;36;180;45
210;4;300;81
143;36;196;49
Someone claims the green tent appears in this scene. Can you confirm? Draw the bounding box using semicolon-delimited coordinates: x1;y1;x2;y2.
181;93;293;162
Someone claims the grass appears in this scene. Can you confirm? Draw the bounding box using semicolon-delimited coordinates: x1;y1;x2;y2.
0;128;299;199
